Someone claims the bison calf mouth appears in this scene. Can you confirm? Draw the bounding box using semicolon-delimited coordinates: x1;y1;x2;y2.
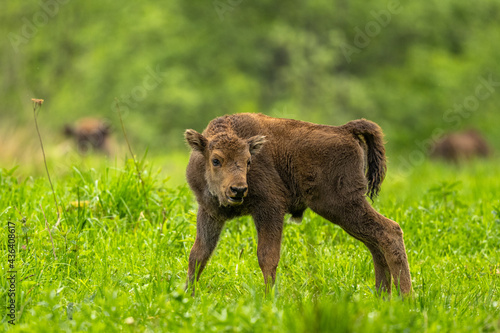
227;196;244;205
226;186;247;205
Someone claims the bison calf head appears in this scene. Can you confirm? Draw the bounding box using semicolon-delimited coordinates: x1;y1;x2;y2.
185;129;266;206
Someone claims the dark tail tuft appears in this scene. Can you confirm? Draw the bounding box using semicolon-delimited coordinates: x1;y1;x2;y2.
343;119;387;200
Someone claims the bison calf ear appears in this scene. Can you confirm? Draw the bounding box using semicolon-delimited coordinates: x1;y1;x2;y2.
185;129;207;152
248;135;266;155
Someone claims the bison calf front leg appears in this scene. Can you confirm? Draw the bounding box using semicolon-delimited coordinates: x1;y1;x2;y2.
186;209;225;295
253;210;284;293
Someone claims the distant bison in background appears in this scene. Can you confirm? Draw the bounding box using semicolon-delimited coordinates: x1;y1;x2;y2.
184;113;412;296
64;118;111;154
430;129;491;162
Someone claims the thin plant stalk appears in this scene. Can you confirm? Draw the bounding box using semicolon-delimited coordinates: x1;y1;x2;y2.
32;99;62;230
114;98;151;217
40;203;57;260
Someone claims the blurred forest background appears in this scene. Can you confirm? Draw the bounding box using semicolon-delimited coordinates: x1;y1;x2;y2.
1;0;499;176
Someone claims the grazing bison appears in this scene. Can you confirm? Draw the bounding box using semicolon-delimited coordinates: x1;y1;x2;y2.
64;118;111;154
184;113;412;295
430;129;491;163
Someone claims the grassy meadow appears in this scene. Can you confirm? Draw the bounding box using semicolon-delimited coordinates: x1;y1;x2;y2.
3;0;500;331
1;147;499;332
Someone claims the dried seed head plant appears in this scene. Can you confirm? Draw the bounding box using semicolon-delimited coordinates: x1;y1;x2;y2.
32;98;62;231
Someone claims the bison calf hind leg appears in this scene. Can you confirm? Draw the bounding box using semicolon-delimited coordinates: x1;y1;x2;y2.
355;209;412;295
374;217;412;295
312;198;412;295
366;243;392;295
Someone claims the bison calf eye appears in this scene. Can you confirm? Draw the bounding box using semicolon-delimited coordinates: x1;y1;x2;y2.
212;159;221;167
247;160;251;167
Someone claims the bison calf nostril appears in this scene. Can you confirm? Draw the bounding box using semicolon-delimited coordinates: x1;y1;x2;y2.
230;186;248;197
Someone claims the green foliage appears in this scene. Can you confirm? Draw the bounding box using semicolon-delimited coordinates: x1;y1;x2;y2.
1;0;500;153
1;157;499;332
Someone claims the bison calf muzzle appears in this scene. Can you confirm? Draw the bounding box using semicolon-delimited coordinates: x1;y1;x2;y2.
184;113;412;296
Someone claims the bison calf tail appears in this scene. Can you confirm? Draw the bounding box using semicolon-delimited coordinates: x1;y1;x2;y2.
343;119;387;200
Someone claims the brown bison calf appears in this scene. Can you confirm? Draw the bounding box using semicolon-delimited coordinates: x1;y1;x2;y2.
430;129;491;162
64;118;111;154
185;113;412;295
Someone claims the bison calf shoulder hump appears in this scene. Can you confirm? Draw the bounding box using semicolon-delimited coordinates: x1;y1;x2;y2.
184;113;412;296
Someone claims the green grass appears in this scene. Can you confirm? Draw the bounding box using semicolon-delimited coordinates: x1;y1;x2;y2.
1;155;499;332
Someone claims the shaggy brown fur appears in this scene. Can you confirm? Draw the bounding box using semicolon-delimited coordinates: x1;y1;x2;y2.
430;129;491;163
184;113;412;295
64;118;111;154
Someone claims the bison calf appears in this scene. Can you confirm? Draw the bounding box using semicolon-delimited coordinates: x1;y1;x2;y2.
184;113;412;295
64;118;111;154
